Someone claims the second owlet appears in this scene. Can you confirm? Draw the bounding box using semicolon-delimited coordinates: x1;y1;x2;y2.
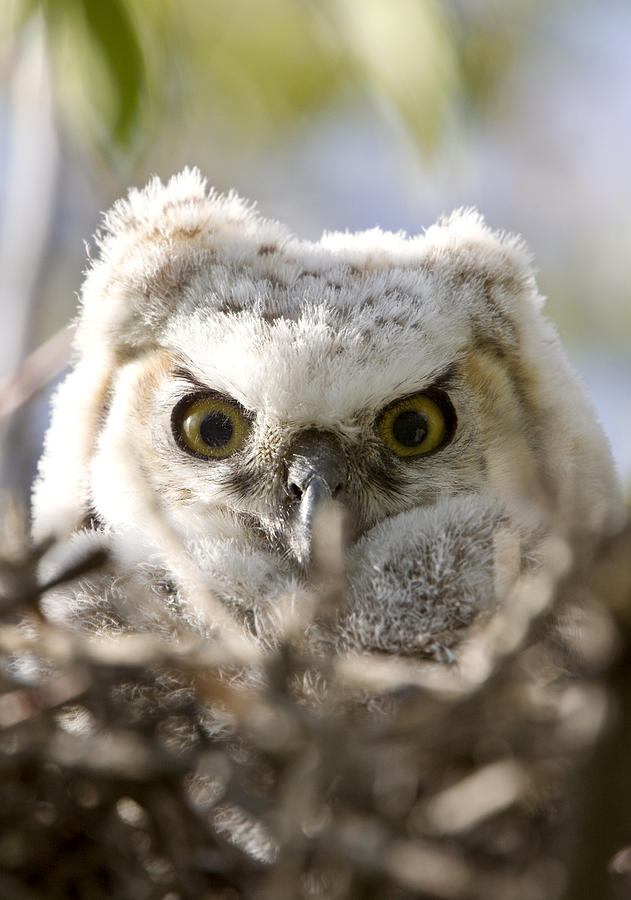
32;169;624;661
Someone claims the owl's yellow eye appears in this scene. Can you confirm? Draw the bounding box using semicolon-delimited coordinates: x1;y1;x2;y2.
377;392;453;457
173;394;251;459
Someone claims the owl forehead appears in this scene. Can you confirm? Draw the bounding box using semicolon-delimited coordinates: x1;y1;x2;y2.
163;297;469;425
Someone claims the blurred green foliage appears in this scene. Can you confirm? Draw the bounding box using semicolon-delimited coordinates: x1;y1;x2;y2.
6;0;551;157
10;0;145;147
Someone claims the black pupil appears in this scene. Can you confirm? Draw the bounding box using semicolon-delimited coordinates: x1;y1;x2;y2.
392;410;428;447
200;412;234;448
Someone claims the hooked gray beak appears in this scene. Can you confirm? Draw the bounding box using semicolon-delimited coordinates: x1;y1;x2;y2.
284;430;348;567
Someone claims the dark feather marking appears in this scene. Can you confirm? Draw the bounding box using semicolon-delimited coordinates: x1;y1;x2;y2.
172;225;202;239
158;196;212;218
216;298;245;314
368;451;411;501
172;367;208;392
475;274;520;348
375;363;461;409
431;362;460;392
472;328;508;361
259;309;285;323
219;464;267;504
263;272;290;290
79;508;104;532
97;380;115;427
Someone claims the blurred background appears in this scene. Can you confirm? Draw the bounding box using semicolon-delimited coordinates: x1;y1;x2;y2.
1;0;629;498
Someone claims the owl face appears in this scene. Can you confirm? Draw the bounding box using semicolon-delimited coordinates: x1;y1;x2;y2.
90;302;484;565
33;169;623;572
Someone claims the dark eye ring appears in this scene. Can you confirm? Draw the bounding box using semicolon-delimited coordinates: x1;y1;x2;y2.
171;392;252;460
376;390;456;457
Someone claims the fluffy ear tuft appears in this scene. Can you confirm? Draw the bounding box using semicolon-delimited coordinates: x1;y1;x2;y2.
97;167;267;254
76;168;290;357
423;208;542;312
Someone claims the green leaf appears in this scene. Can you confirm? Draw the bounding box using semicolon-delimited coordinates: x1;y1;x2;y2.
77;0;145;146
39;0;145;148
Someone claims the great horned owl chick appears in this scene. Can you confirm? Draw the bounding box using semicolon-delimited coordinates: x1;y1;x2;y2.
32;169;624;659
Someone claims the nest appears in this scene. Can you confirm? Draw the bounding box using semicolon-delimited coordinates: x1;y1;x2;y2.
1;489;631;900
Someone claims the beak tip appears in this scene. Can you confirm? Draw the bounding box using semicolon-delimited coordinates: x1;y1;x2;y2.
289;490;349;573
282;430;349;568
